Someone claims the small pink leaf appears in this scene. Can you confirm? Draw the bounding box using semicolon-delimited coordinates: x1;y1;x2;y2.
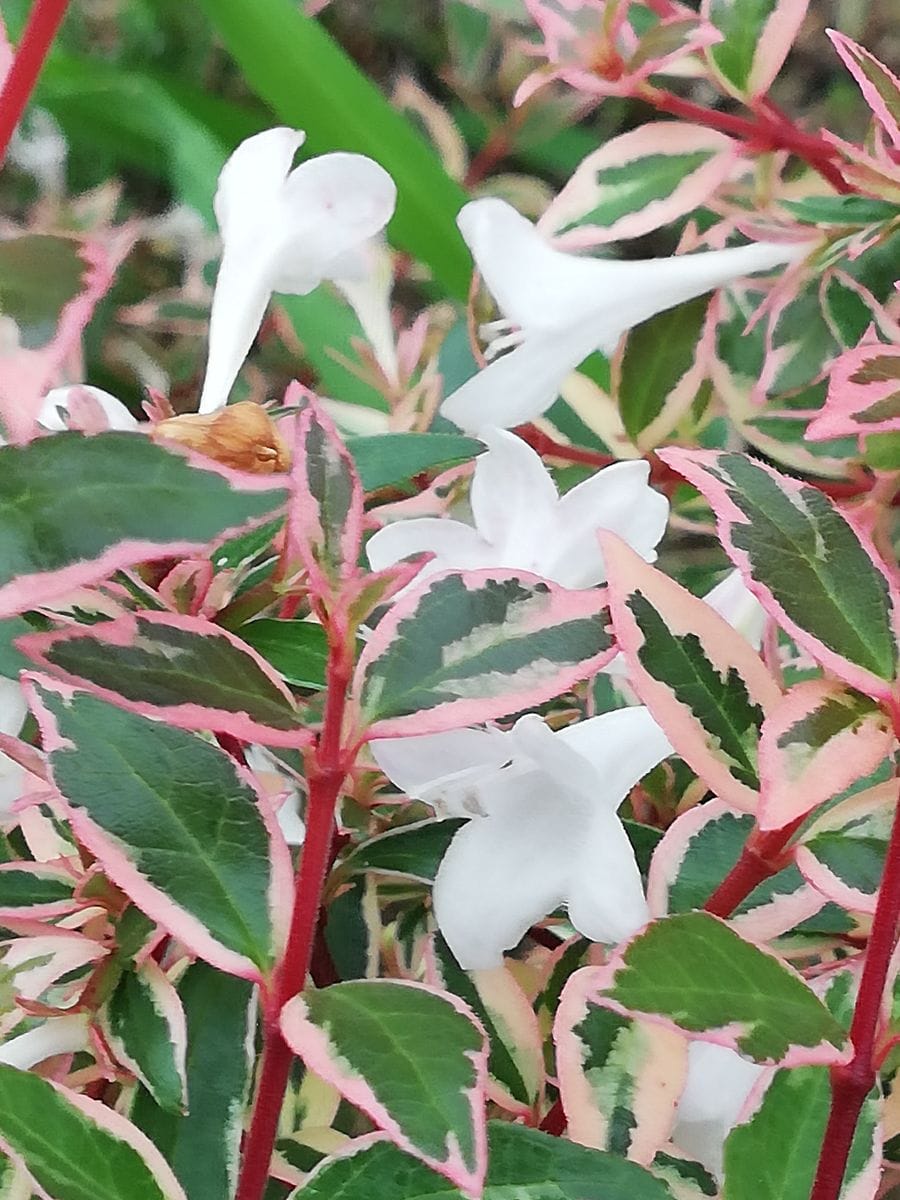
757;679;895;830
828;30;900;150
806;342;900;442
602;534;780;813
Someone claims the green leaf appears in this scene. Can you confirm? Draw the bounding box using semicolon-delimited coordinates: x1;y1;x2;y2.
0;433;286;619
705;0;790;98
280;981;487;1189
239;618;329;689
23;613;304;741
0;618;31;677
601;912;847;1062
0;1064;185;1200
617;298;708;443
346;434;484;493
0;865;75;913
782;196;900;227
342;819;467;883
292;1121;675;1199
559;153;715;236
131;963;254;1200
102;963;187;1115
353;572;613;737
723;1067;879;1199
195;0;471;298
36;686;280;978
0;236;86;349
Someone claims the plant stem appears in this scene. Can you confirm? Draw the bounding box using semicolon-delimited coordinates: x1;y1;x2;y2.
639;85;851;194
0;0;69;164
704;816;805;917
809;703;900;1200
515;423;615;470
235;641;352;1200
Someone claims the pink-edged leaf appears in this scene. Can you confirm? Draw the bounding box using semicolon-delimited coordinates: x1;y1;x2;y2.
280;980;489;1198
828;30;900;150
554;965;687;1163
0;1064;188;1200
0;433;287;619
602;534;780;813
19;611;310;749
28;677;293;982
794;779;896;915
703;0;808;99
658;449;900;699
0;861;79;919
541;123;738;248
1;925;106;999
285;389;364;597
757;679;895;830
595;912;849;1065
429;933;544;1117
646;799;826;941
101;959;188;1115
806;343;900;442
349;569;615;740
0;231;134;443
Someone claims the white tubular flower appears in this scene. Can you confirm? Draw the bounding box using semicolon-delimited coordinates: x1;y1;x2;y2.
0;1014;89;1070
367;427;668;590
441;198;810;433
703;569;766;650
198;127;397;414
38;385;139;433
371;707;672;970
672;1041;764;1179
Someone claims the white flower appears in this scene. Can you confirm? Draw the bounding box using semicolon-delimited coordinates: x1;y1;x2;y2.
371;707;672;969
367;427;668;589
198;127;397;414
704;569;766;650
441;198;810;434
245;745;305;847
38;385;140;433
0;1014;89;1070
672;1041;763;1179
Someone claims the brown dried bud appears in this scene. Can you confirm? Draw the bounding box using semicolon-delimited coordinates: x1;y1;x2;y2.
150;401;292;474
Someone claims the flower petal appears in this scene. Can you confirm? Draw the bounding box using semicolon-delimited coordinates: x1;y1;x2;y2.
673;1041;763;1178
469;430;559;566
370;726;512;815
555;706;673;807
275;153;397;292
39;385;140;432
432;771;575;968
567;803;649;944
441;323;600;433
703;569;766;650
543;459;669;587
213;126;305;243
366;517;495;583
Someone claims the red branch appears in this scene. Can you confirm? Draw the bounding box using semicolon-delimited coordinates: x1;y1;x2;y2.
235;639;352;1200
809;703;900;1200
640;85;852;195
0;0;69;164
704;816;805;917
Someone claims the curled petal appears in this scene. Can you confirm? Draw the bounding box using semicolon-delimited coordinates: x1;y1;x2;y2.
567;803;649;944
469;429;559;564
214;126;306;241
555;706;673;806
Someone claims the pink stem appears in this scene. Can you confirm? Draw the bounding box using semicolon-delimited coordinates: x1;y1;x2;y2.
235;637;352;1200
809;702;900;1200
0;0;69;164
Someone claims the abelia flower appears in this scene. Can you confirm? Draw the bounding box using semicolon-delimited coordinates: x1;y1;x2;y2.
367;427;668;589
198;127;397;414
440;198;810;434
371;707;672;969
672;1040;763;1178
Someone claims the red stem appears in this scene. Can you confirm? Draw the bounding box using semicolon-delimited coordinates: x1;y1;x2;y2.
640;86;851;194
809;703;900;1200
704;816;805;918
235;642;352;1200
0;0;69;164
515;424;615;470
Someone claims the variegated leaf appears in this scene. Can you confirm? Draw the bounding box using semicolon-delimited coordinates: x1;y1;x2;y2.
541;124;737;249
828;30;900;150
757;679;894;829
602;534;780;813
659;449;900;700
349;569;614;739
703;0;808;99
806;343;900;442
